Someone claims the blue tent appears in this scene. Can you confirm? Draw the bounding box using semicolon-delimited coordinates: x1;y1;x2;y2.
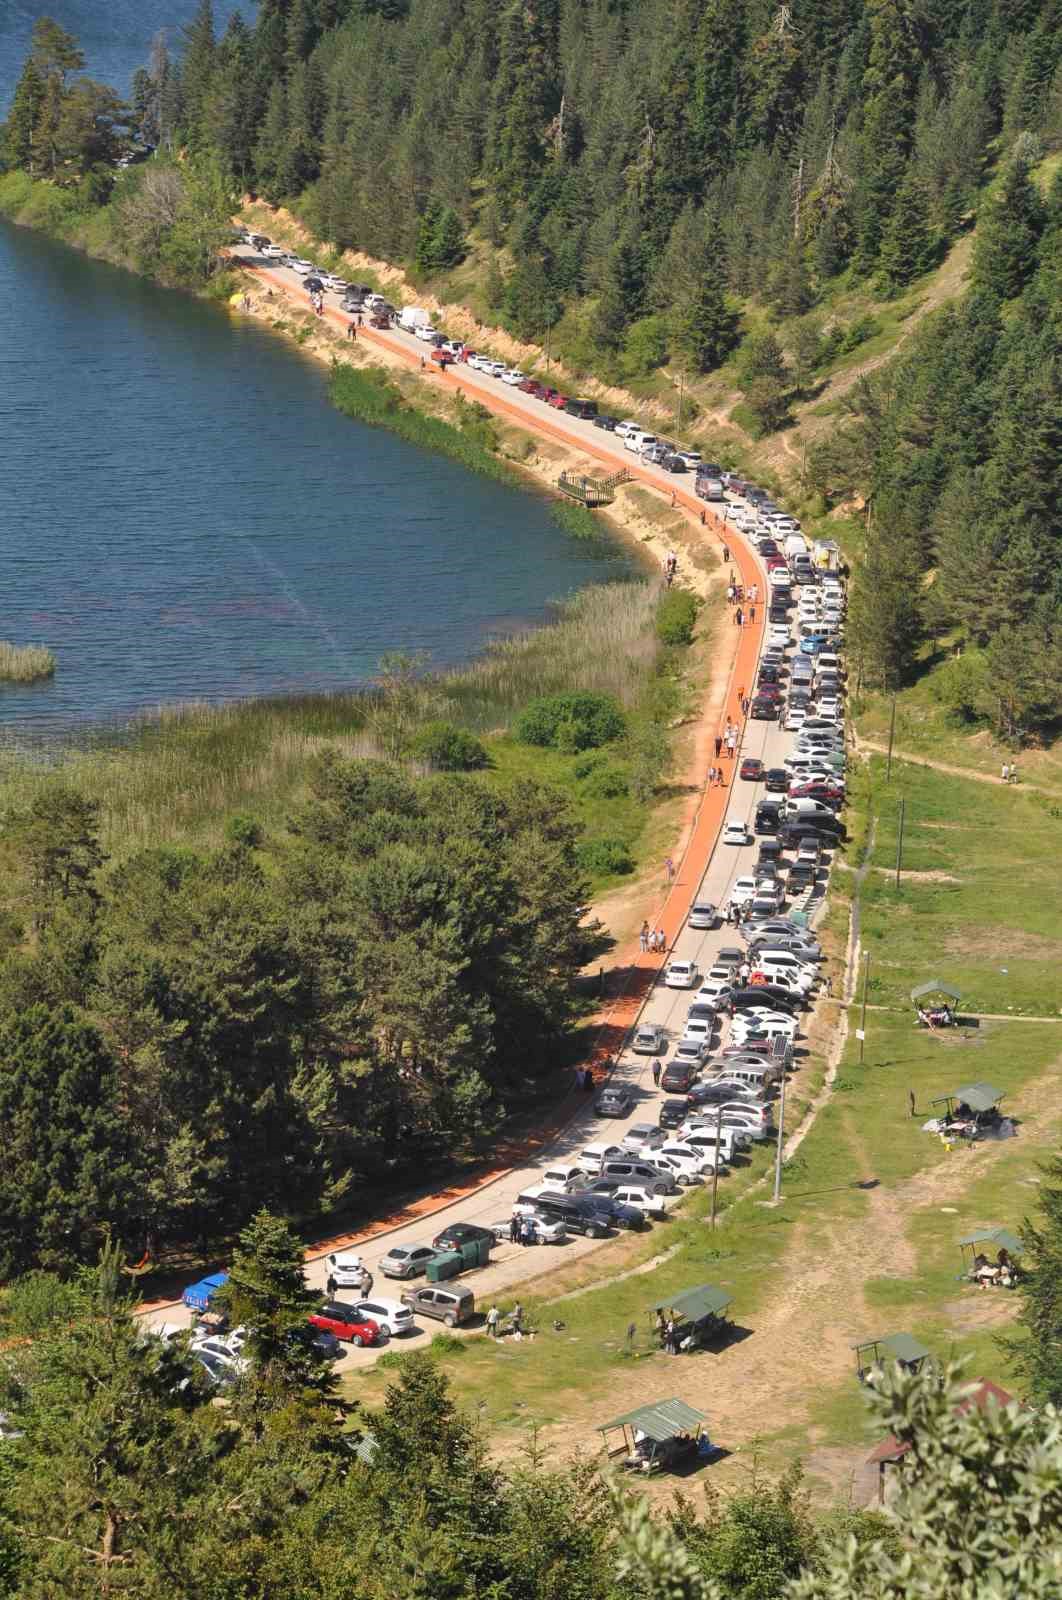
182;1272;229;1311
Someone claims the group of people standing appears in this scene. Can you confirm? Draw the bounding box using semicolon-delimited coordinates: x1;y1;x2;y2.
655;1308;683;1354
664;551;678;586
640;922;667;953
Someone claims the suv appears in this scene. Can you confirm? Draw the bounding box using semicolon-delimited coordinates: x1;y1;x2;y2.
400;1284;475;1327
524;1193;610;1238
659;1098;691;1130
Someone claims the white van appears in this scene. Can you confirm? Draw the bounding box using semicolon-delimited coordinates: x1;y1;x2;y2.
784;797;838;822
784;533;809;558
575;1142;623;1176
399;305;432;332
624;430;656;454
755;952;816;990
681;1127;736;1165
717;1062;777;1095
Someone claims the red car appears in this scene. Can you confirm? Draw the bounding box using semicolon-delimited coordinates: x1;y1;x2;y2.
429;348;453;366
540;387;560;404
308;1302;380;1346
518;377;542;396
789;782;844;806
548;392;570;409
765;555;788;571
740;758;765;781
368;313;391;329
462;348;476;363
755;683;782;701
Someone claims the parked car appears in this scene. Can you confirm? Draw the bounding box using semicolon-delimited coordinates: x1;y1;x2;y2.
740;757;765;782
665;959;701;989
369;313;391;329
431;1221;495;1254
325;1251;365;1292
658;1098;691;1130
722;820;750;846
595;1085;634;1118
400;1284;475;1327
347;1297;415;1338
622;1122;666;1152
632;1021;668;1054
661;1061;696;1094
592;414;619;431
750;698;779;720
687;899;717;929
430;348;454;366
585;1180;668;1218
378;1242;444;1279
497;1209;568;1243
308;1303;380;1345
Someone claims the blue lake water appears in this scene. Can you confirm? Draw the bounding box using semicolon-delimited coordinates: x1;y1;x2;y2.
0;218;627;735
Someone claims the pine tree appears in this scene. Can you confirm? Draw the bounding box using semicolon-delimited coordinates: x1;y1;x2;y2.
179;0;217;149
254;78;290;200
853;0;921;272
670;276;739;372
877;168;937;291
2;56;45;171
847;534;924;689
972;149;1048;300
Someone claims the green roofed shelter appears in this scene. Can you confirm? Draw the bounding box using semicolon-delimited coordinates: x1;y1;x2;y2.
931;1082;1004;1116
598;1398;709;1474
650;1283;734;1351
958;1227;1023;1256
853;1332;930;1384
652;1285;732;1321
910;981;962;1003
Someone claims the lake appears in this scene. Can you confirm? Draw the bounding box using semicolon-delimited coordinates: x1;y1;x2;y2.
0;217;626;736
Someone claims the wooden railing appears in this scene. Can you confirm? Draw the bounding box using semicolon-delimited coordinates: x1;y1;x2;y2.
557;467;632;506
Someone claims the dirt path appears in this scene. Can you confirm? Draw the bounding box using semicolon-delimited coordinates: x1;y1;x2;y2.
854;736;1046;794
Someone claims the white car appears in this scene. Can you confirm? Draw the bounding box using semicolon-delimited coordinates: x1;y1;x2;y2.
727;876;759;910
484;358;507;375
606;1184;669;1219
682;1016;714;1048
261;243;286;259
325;1251;365;1291
665;959;701;989
614;420;639;438
321;273;347;291
722;820;750;846
647;1143;711;1183
414;323;439;342
497;1209;568;1243
731;1010;797;1039
467;352;491;371
348;1296;417;1337
768;625;791;648
784;709;807;731
190;1336;248;1374
501;368;524;385
696;978;733;1009
816;698;842;719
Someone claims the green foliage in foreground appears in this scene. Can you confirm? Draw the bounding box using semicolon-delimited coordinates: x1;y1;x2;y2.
1006;1149;1062;1407
2;1235;1059;1600
656;589;700;647
0;754;600;1272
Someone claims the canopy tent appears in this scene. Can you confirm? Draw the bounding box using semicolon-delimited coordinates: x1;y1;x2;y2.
910;980;962;1003
652;1285;733;1322
853;1332;930;1383
931;1081;1004;1115
598;1397;709;1474
958;1227;1023;1257
182;1272;228;1312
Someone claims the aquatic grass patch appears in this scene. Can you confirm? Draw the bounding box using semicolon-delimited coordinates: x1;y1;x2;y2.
0;642;56;683
329;363;516;484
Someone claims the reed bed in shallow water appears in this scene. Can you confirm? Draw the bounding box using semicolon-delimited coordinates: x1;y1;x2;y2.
0;642;56;683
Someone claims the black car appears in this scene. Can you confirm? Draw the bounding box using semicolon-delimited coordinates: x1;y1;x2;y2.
758;664;781;685
750;698;778;720
662;453;687;472
769;602;792;621
658;1098;690;1129
592;414;619;431
757;838;783;865
728;985;800;1015
570;1191;647;1230
565;398;598;419
758;540;780;556
755;803;781;836
661;1061;696;1094
787;863;818;891
595;1086;633;1118
788;690;812;709
778;820;843;850
305;275;324;292
764;768;790;793
687;1079;741;1107
431;1221;495;1253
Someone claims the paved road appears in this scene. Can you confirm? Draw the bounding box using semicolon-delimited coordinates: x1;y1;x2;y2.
146;249;834;1370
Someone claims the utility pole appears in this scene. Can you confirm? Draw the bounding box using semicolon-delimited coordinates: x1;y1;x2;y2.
772;1068;788;1204
885;694;897;781
895;796;906;890
677;370;685;431
858;950;871;1065
710;1101;723;1227
544;318;553;374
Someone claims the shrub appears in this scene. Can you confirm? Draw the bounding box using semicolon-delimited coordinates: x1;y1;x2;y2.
411;721;489;771
839;315;882;353
225;812;263;848
513;692;625;750
581;763;629;799
655;589;699;646
576;837;634;875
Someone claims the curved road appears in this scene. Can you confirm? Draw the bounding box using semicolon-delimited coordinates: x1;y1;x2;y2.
143;251;824;1367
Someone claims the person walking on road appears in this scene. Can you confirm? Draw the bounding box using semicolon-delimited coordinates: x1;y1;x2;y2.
664;856;675;883
722;544;730;562
640;921;650;953
487;1305;500;1338
715;735;723;759
735;606;744;627
509;1214;520;1244
708;764;717;788
652;1058;662;1087
656;927;666;953
348;319;357;339
748;604;756;625
359;1268;373;1299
